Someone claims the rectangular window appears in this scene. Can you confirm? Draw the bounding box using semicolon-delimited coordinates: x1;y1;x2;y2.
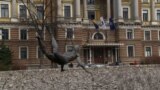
37;6;43;19
157;10;160;21
19;5;27;18
88;10;95;20
64;6;71;18
144;31;151;40
127;29;133;39
0;29;9;40
1;4;9;18
66;28;74;39
127;45;134;57
20;47;28;59
145;46;152;57
142;10;148;21
87;0;95;5
123;8;128;20
20;29;27;40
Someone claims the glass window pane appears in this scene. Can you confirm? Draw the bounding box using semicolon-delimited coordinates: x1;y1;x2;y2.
20;29;27;40
94;32;103;40
66;28;73;39
1;4;9;17
143;10;148;21
145;31;150;40
128;46;134;57
88;10;95;20
145;47;151;57
87;0;95;5
123;8;128;20
157;10;160;20
20;47;27;59
64;6;71;18
37;6;43;19
127;29;133;39
20;5;27;18
2;29;9;40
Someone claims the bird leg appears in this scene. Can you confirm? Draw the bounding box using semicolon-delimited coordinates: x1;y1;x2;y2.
61;65;65;72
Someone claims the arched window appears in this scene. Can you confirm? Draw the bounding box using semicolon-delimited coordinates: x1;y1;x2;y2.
94;32;103;40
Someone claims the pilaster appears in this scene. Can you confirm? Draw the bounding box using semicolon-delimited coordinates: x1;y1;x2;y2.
11;0;18;22
75;0;81;21
133;0;140;23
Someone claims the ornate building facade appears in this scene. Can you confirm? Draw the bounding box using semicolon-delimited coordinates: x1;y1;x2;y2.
0;0;160;69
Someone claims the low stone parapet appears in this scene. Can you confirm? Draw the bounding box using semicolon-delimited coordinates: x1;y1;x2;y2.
0;65;160;90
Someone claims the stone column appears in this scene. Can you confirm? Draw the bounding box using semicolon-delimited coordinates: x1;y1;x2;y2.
133;0;140;23
57;0;62;18
151;0;156;25
75;0;81;21
107;0;111;21
83;0;88;22
11;0;18;22
114;0;123;22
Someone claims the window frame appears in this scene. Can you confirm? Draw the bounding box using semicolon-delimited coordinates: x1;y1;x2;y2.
63;3;73;18
87;0;95;5
18;3;28;19
156;9;160;21
36;4;44;20
144;46;152;57
1;4;9;18
122;6;130;20
92;32;105;40
65;27;74;39
127;45;135;58
0;28;10;40
126;29;134;40
19;28;28;40
142;9;150;22
144;30;151;41
19;46;28;59
0;1;10;18
159;46;160;56
158;30;160;40
93;32;104;40
88;10;96;20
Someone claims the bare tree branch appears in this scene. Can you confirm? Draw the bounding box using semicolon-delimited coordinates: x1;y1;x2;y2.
19;0;91;73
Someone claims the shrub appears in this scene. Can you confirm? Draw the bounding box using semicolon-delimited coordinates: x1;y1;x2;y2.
141;56;160;64
0;45;12;71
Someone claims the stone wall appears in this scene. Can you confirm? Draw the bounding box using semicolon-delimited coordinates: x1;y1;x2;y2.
0;65;160;90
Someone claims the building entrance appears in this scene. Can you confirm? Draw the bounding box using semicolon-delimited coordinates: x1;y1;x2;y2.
83;46;120;65
93;47;104;64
